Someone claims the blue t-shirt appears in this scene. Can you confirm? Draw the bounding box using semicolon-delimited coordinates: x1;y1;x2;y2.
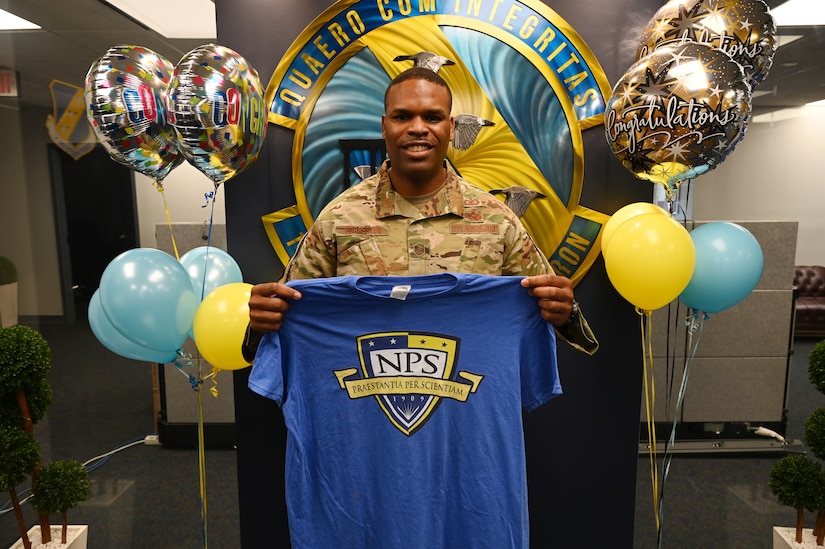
248;273;560;549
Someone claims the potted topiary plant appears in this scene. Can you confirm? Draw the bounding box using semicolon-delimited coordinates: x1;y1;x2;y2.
770;453;825;543
29;460;90;546
0;427;41;549
0;324;89;548
771;339;825;547
804;408;825;543
0;255;18;327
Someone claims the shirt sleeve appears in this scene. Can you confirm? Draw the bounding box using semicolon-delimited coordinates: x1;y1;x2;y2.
247;332;286;403
503;220;600;355
554;307;599;355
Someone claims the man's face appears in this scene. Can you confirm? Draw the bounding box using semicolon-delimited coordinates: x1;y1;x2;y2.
381;78;454;191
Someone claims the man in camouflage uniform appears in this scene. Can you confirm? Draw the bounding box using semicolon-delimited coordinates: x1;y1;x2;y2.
246;67;597;356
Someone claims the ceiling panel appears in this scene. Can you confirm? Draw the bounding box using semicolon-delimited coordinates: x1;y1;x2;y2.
0;0;211;111
0;0;822;116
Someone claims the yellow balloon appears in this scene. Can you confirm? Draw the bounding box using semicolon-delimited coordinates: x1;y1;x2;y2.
603;213;695;311
601;202;667;256
193;282;253;371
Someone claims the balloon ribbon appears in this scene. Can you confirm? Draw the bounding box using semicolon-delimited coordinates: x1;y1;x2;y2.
639;308;659;534
174;353;220;549
656;311;706;549
154;180;181;261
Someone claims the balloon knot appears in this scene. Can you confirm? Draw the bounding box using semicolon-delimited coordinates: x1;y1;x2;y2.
188;375;203;391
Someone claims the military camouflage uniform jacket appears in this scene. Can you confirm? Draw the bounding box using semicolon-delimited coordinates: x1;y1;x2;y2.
258;161;597;355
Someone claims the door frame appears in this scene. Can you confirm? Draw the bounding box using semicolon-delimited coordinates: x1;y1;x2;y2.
47;144;138;323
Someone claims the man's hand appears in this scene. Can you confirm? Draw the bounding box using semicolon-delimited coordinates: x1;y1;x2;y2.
520;274;575;327
248;282;302;333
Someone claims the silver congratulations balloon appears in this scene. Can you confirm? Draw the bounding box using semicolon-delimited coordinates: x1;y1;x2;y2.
84;45;182;182
167;44;267;186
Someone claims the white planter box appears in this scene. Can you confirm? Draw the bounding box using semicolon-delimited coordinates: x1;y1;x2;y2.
10;525;88;549
773;526;821;548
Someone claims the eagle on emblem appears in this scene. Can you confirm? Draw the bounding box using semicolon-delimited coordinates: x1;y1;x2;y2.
393;51;456;73
489;186;546;218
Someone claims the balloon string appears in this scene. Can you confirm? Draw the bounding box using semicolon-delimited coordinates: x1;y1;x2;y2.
197;362;209;549
198;185;219;301
172;352;211;547
209;369;220;399
154;180;181;261
639;307;659;534
656;311;706;549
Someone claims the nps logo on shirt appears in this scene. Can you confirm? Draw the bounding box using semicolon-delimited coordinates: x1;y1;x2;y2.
333;331;483;436
263;0;612;285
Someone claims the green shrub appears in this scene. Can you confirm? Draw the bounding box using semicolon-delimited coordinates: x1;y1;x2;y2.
0;427;40;490
0;256;17;285
0;325;52;391
31;460;91;514
805;408;825;461
810;340;825;395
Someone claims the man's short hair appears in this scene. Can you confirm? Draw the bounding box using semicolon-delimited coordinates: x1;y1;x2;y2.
383;67;453;111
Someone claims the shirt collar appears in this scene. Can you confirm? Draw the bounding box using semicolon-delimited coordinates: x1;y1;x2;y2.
374;160;465;219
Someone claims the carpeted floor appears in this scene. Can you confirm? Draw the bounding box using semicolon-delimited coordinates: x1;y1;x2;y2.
0;316;240;549
0;313;820;548
633;337;822;549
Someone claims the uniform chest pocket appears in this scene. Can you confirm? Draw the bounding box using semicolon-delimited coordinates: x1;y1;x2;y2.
336;236;391;276
457;237;506;274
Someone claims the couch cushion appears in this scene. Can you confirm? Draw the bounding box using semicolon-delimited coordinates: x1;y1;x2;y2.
794;266;825;298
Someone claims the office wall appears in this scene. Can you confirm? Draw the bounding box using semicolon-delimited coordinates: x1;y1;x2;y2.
0;106;226;317
0;106;61;316
134;166;226;249
692;108;825;266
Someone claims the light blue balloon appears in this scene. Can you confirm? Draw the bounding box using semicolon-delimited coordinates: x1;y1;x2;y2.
179;246;243;302
679;222;764;314
99;248;197;352
88;290;179;363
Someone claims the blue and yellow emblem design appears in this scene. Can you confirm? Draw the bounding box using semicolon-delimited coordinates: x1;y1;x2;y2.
264;0;612;284
46;80;96;160
333;331;482;436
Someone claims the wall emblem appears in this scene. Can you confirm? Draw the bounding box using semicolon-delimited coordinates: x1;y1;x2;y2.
265;0;612;283
46;80;96;160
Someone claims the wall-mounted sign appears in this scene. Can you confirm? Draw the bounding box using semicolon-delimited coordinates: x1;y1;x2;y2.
45;80;95;160
0;69;19;97
263;0;612;285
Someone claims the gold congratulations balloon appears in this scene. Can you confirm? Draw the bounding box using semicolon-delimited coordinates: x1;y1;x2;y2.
84;45;182;182
637;0;777;91
605;42;751;198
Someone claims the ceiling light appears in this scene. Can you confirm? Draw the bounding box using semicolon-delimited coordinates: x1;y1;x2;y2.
752;108;804;123
0;8;40;30
752;100;825;123
101;0;216;39
777;35;803;48
771;0;825;27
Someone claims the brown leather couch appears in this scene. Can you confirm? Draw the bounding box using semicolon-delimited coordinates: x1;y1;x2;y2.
794;265;825;338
